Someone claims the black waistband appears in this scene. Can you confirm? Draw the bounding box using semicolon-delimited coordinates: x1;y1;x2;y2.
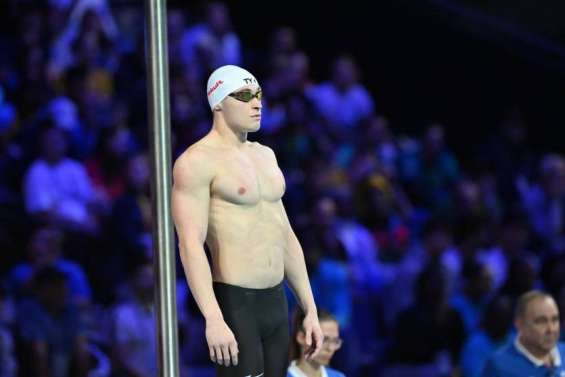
213;281;284;295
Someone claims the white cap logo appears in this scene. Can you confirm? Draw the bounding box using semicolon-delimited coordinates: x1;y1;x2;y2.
206;65;259;110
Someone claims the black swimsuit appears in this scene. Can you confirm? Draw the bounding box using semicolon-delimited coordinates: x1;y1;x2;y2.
213;281;290;377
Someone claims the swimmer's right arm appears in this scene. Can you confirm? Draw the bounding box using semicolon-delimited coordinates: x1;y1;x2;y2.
172;149;238;367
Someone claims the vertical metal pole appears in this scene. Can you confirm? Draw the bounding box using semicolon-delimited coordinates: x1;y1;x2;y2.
144;0;179;376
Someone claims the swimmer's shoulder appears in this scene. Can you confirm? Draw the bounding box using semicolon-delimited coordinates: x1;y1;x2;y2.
247;141;277;161
173;139;220;183
176;134;228;163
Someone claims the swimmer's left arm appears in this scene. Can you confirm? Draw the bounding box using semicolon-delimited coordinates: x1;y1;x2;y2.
259;144;317;314
261;143;323;358
279;200;323;359
281;216;317;315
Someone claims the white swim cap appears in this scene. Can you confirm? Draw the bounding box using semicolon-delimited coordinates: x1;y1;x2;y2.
206;65;259;110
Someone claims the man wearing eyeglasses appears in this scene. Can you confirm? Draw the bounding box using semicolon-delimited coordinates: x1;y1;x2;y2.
481;290;565;377
172;65;323;377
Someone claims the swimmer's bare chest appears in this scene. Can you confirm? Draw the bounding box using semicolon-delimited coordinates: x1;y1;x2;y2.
210;143;286;206
205;143;288;287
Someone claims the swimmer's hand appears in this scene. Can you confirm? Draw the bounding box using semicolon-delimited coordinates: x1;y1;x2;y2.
302;312;323;360
205;318;239;367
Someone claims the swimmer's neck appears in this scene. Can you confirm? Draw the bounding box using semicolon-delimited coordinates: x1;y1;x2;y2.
210;120;248;147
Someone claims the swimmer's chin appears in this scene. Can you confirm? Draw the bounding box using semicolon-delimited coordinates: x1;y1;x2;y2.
246;122;261;132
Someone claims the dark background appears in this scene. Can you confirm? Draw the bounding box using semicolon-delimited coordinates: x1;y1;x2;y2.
185;0;565;162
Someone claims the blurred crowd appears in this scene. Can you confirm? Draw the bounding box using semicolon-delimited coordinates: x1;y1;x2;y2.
1;1;564;376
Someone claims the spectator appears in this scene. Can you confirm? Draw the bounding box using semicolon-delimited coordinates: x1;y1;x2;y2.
451;179;490;243
46;96;84;151
104;153;152;300
363;115;399;178
411;123;460;212
180;2;242;75
48;0;119;79
460;295;513;377
308;197;352;329
288;309;346;377
386;262;465;375
169;64;209;142
23;126;100;234
477;211;538;291
85;125;137;205
451;259;493;335
380;216;458;333
16;266;90;377
261;51;315;135
481;290;565;376
265;26;298;77
8;225;92;307
166;7;189;68
110;256;157;377
110;152;152;259
519;154;565;252
308;54;374;133
479;108;535;206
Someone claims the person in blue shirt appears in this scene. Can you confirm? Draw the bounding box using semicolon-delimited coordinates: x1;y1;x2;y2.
16;266;90;377
8;226;92;307
460;294;514;377
288;309;346;377
481;290;565;377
